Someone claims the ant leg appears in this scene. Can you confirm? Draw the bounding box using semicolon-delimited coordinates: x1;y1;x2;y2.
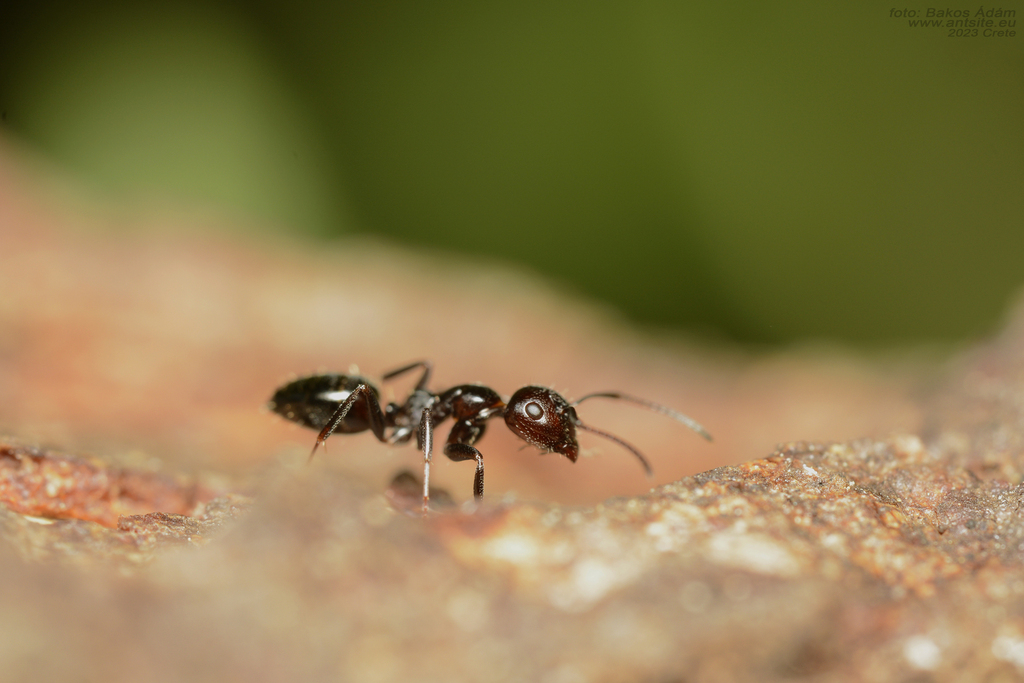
382;360;433;391
310;384;388;461
417;407;433;515
444;420;487;499
571;391;712;441
443;443;485;499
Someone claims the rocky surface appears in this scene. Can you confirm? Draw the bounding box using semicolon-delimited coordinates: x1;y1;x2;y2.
2;138;1021;681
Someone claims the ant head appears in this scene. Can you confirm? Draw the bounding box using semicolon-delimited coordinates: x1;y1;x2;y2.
504;386;579;461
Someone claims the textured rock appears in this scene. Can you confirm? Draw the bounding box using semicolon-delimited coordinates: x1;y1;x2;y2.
0;441;247;566
2;137;1023;682
0;441;213;527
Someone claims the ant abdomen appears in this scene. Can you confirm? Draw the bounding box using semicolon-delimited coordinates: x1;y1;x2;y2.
268;374;380;433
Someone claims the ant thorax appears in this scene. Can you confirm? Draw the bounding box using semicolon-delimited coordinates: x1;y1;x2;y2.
388;388;437;445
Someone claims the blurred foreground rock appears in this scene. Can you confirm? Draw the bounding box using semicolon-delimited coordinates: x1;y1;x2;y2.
3;140;1023;681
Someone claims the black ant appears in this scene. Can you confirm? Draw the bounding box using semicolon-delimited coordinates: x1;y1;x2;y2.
268;361;711;513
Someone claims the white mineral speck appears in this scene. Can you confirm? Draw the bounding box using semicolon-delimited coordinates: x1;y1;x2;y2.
993;636;1024;669
571;558;621;603
645;521;676;552
708;531;801;577
548;555;642;613
903;635;941;671
483;532;539;564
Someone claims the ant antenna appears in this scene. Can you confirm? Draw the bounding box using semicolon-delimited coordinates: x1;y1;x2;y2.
571;392;713;442
382;360;433;391
574;421;653;476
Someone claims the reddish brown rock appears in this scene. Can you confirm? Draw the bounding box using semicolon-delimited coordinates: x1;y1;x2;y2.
3;137;1024;682
0;441;213;527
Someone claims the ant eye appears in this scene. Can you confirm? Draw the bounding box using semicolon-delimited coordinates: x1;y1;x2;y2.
525;401;544;419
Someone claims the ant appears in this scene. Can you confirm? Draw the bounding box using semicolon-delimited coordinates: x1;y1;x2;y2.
268;361;711;513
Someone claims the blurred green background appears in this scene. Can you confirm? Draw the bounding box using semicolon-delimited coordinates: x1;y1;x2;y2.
1;1;1021;347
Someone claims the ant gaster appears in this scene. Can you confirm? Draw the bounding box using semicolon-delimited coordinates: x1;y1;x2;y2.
268;361;711;513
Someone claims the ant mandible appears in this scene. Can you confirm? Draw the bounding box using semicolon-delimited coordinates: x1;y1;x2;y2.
268;361;711;514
